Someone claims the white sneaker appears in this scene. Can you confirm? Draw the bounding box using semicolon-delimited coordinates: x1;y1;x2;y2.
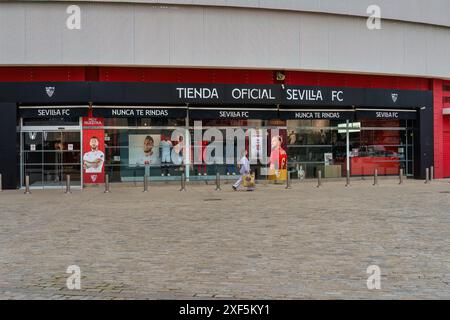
203;173;207;176
227;172;230;176
161;173;165;176
198;173;201;176
232;172;236;176
167;173;171;177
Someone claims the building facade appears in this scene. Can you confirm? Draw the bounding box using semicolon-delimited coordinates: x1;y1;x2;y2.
0;0;449;189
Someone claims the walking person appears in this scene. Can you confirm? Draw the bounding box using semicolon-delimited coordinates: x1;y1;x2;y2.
232;149;253;191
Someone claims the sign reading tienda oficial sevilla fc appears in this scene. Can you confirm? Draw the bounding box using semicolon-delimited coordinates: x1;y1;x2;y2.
0;82;431;108
87;83;430;108
169;85;430;107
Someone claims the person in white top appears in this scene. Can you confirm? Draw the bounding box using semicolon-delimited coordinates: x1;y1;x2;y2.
160;135;172;176
232;149;251;191
83;136;105;173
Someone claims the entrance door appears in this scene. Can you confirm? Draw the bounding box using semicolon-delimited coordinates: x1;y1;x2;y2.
21;129;82;189
403;127;415;177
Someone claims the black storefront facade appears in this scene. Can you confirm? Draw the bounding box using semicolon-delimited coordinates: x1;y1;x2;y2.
0;82;433;189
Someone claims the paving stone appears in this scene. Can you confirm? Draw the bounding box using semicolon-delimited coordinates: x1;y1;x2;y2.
0;180;449;299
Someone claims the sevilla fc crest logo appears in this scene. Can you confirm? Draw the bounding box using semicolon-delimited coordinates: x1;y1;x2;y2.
45;86;55;97
90;175;97;183
391;93;398;103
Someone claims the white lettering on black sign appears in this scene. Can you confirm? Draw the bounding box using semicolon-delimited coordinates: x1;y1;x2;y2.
112;109;135;116
176;88;219;99
331;91;344;102
286;89;344;102
321;112;341;119
376;112;399;119
294;112;342;119
219;111;250;118
231;89;276;100
286;89;323;101
38;109;70;116
295;112;313;119
146;109;169;116
111;109;169;117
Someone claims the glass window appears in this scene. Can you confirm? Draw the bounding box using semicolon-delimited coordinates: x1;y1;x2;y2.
187;119;288;182
103;117;187;182
349;120;415;176
98;114;418;183
286;120;347;179
21;131;81;188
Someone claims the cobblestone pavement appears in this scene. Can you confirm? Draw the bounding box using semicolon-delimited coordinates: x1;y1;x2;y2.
1;178;450;300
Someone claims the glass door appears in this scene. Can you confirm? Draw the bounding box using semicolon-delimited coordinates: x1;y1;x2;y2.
21;129;82;189
404;127;415;177
22;131;44;188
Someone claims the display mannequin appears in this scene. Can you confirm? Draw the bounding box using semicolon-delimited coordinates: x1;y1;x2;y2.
160;134;173;176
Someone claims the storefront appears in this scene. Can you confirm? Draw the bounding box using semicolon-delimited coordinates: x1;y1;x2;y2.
19;106;87;189
280;109;417;179
94;105;187;183
0;82;433;189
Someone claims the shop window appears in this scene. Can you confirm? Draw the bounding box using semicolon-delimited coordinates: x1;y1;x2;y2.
103;118;188;182
286;120;347;179
349;120;414;176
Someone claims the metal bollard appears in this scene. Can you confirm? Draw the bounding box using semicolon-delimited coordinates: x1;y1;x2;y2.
65;175;71;194
0;173;2;192
24;175;31;194
345;171;350;187
143;174;149;192
104;174;110;193
373;169;378;186
425;168;430;184
317;170;322;188
285;171;292;189
215;172;221;191
180;172;186;192
430;166;434;182
399;169;404;185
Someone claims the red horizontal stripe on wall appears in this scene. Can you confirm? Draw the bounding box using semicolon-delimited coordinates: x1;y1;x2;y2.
98;67;275;84
285;71;431;91
0;67;86;82
0;66;431;91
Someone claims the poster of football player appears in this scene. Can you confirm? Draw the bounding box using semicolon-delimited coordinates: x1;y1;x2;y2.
129;134;161;167
269;134;287;181
82;117;105;184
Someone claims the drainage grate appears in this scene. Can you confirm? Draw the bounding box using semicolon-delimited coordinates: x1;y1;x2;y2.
439;191;450;194
204;198;222;201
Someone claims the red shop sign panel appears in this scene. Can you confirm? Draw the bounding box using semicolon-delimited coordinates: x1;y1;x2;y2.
82;117;105;185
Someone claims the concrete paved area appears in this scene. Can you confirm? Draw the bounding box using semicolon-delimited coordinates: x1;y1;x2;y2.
1;178;450;299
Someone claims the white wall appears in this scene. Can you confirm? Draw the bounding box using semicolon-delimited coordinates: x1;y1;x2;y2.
42;0;450;28
1;1;449;79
